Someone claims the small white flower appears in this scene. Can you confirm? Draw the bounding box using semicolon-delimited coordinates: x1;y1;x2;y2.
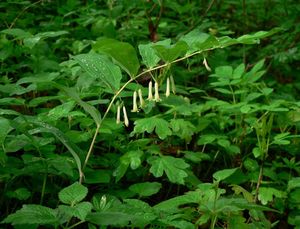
203;57;211;72
116;105;121;124
138;89;145;107
165;77;170;97
170;75;176;94
147;81;153;100
131;91;138;112
123;106;129;127
154;81;161;102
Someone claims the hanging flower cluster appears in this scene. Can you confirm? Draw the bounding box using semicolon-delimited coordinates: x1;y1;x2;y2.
116;77;176;126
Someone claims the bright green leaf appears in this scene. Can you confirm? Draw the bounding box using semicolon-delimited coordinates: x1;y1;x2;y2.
133;117;172;140
147;155;189;184
138;43;161;68
74;53;122;92
213;168;238;182
58;182;88;205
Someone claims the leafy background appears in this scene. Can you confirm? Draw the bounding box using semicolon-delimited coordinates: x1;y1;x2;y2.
1;0;300;228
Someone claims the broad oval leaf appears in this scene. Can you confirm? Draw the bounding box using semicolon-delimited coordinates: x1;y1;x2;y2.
74;53;122;92
93;38;140;77
153;40;188;63
129;182;162;197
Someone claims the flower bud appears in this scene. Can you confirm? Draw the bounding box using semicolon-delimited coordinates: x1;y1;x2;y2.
123;106;129;127
165;77;170;97
154;81;161;102
131;91;138;112
170;75;176;94
147;81;153;100
138;89;145;107
203;57;211;72
116;105;121;124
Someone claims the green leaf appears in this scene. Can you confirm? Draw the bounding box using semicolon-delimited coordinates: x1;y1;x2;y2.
28;119;83;179
133;117;172;140
231;185;254;202
153;40;188;63
6;188;31;200
213;168;238;182
47;101;75;121
258;187;286;205
58;202;92;221
154;189;202;211
288;177;300;190
86;212;131;226
129;182;162;197
2;205;58;225
56;86;102;126
113;150;143;182
170;119;196;142
138;43;161;68
1;28;31;39
59;182;88;205
23;31;68;49
272;132;291;145
73;53;122;92
0;117;12;148
93;38;140;77
147;155;189;184
252;147;263;158
84;169;111;184
233;63;245;79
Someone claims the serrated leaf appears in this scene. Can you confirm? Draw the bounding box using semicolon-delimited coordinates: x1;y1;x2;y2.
147;155;189;184
129;182;162;197
133;117;172;140
58;202;92;221
93;38;139;77
59;182;88;205
213;168;238;182
74;53;122;92
2;205;58;225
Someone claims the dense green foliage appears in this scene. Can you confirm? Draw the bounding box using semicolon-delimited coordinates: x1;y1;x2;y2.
1;0;300;228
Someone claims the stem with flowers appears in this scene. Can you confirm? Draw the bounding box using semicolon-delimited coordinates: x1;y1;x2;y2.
80;47;216;183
